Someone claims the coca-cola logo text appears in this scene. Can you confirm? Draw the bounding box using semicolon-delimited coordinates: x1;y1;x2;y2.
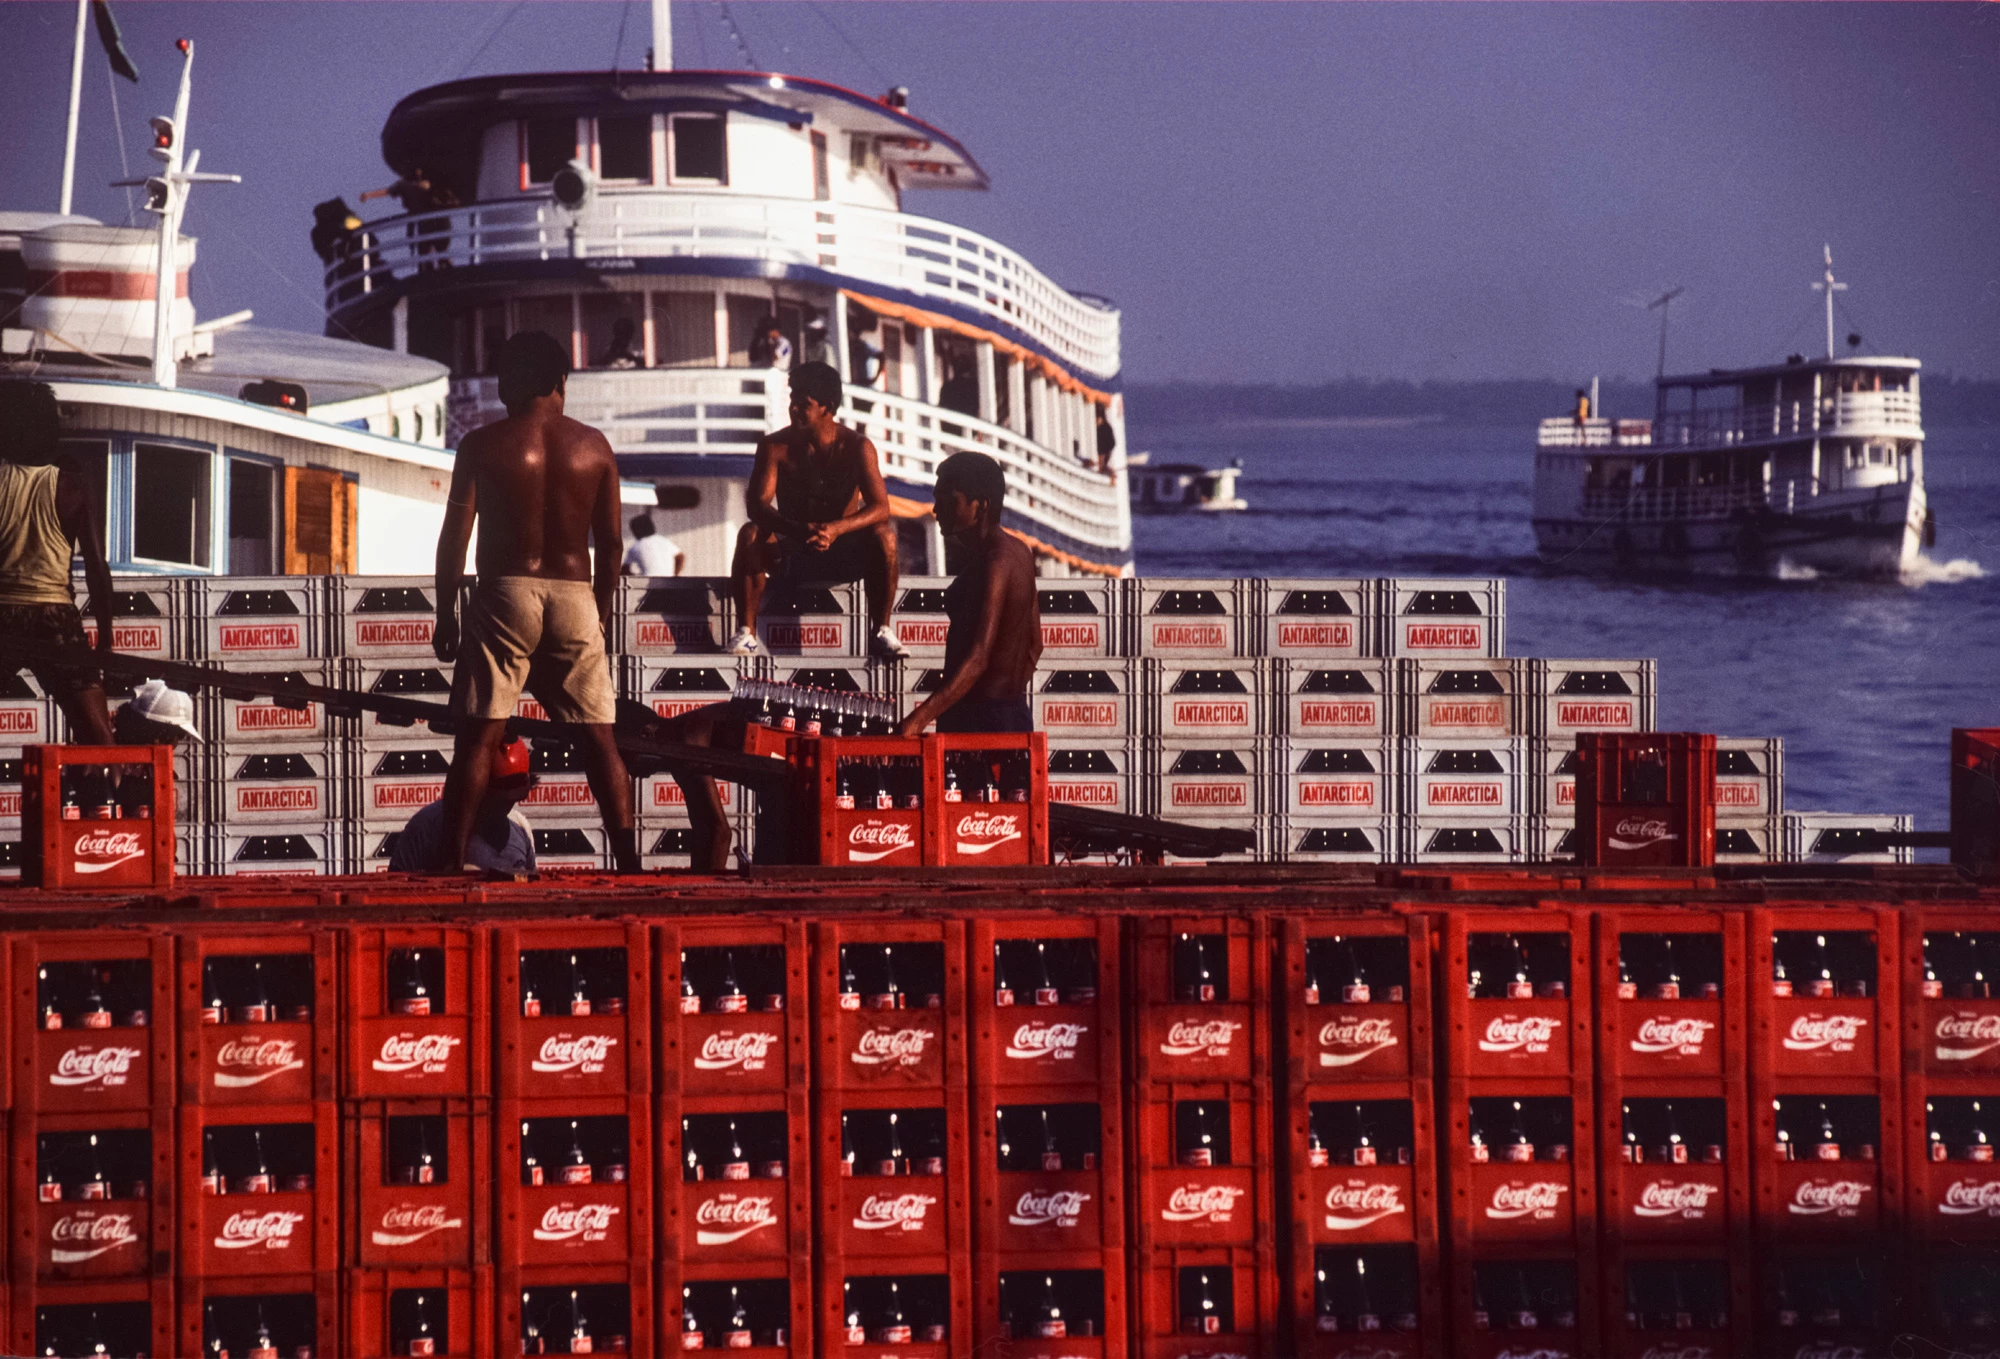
694;1193;780;1244
1630;1016;1715;1057
1321;1181;1406;1230
846;819;916;863
1935;1011;2000;1062
1159;1019;1242;1058
1008;1189;1091;1228
1005;1022;1087;1061
71;829;146;873
852;1026;932;1068
1938;1177;2000;1217
1631;1179;1719;1219
1609;817;1678;851
853;1193;937;1231
1484;1181;1569;1220
372;1032;461;1075
214;1209;307;1250
954;812;1023;855
1160;1183;1247;1224
1781;1014;1867;1054
531;1033;618;1074
371;1203;464;1246
1635;1347;1717;1359
693;1030;779;1072
48;1209;139;1263
1479;1015;1559;1055
1787;1179;1871;1217
213;1037;305;1088
1317;1017;1398;1067
49;1043;143;1088
533;1202;622;1242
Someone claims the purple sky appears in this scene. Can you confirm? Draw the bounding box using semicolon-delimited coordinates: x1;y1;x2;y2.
5;1;1997;383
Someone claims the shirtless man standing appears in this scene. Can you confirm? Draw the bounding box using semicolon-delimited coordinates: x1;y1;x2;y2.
432;332;639;874
899;452;1041;736
728;362;907;661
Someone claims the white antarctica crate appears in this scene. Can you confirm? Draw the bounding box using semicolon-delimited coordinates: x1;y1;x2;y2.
1280;816;1398;864
1408;816;1527;863
754;581;861;658
1717;816;1782;864
213;661;338;744
1784;812;1914;865
0;755;20;829
1148;742;1265;820
1144;659;1267;741
217;745;339;823
517;741;608;822
1529;816;1580;863
888;578;954;659
84;581;183;658
1157;815;1268;866
1045;739;1138;817
0;670;55;748
1715;737;1786;818
1399;659;1527;739
1034;662;1138;739
218;823;345;876
1129;579;1249;659
639;766;738;819
1276;660;1396;739
1384;578;1504;658
624;657;752;719
1404;737;1529;821
1277;738;1398;819
192;577;326;661
535;824;612;871
358;744;453;826
1036;580;1119;659
1529;659;1658;740
336;577;443;658
342;660;455;742
1255;579;1378;660
1530;739;1580;819
639;820;699;871
620;576;731;656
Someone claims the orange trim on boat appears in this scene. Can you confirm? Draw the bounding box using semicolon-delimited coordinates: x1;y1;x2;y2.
839;289;1114;406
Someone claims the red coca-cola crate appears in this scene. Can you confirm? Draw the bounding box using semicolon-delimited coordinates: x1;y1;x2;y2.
348;1099;491;1268
657;919;808;1097
1574;733;1716;867
344;926;490;1100
1751;1249;1895;1359
1440;910;1591;1081
179;1271;338;1359
1443;1078;1598;1249
500;1263;653;1357
495;922;651;1099
662;1089;810;1265
1130;917;1271;1088
974;1246;1128;1359
1286;1079;1439;1246
176;929;339;1105
20;744;176;889
1748;906;1900;1080
15;931;172;1112
1594;908;1746;1083
1899;907;2000;1077
1447;1246;1597;1359
1279;915;1432;1086
971;1086;1125;1254
496;1095;652;1269
10;1275;173;1359
1952;726;2000;877
1747;1082;1901;1239
1597;1244;1752;1359
1905;1244;1998;1354
924;732;1048;868
969;917;1122;1090
1593;1076;1749;1247
812;920;967;1092
12;1105;172;1282
346;1266;494;1358
820;1252;974;1359
178;1101;337;1276
1134;1090;1271;1251
816;1086;970;1260
1132;1244;1279;1359
664;1255;813;1357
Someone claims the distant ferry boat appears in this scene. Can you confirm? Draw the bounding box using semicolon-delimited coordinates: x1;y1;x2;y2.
1126;454;1247;514
1532;256;1930;578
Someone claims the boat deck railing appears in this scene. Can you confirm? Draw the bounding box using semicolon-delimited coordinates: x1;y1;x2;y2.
1579;478;1911;522
1541;392;1921;455
323;190;1121;379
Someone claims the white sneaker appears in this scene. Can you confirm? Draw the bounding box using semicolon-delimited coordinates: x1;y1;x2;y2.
728;628;763;656
870;624;910;660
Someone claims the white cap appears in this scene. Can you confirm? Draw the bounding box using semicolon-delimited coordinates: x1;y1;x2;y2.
128;679;202;742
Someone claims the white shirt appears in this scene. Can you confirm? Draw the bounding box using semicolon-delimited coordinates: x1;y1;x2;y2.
622;533;681;576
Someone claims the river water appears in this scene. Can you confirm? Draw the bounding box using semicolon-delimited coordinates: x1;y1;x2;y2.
1125;416;1997;834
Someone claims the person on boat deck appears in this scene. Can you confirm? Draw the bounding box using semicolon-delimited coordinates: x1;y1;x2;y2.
727;362;908;662
1095;404;1117;473
389;736;537;874
598;317;641;370
899;451;1042;737
749;317;792;370
0;381;116;744
622;514;683;577
799;312;835;367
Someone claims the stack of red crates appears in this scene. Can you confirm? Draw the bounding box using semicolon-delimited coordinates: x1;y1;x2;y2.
1896;907;2000;1353
1747;905;1905;1358
342;923;493;1357
967;916;1126;1359
494;922;654;1355
1126;916;1279;1359
1438;908;1597;1359
655;917;813;1355
811;918;972;1357
175;927;340;1358
8;931;174;1359
1278;914;1442;1358
1590;907;1752;1358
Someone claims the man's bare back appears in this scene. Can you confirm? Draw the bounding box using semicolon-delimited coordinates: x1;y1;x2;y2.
455;412;622;584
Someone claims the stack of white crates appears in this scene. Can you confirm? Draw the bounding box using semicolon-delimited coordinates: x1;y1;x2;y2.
332;577;449;875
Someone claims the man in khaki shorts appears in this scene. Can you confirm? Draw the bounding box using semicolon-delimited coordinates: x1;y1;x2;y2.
432;331;640;873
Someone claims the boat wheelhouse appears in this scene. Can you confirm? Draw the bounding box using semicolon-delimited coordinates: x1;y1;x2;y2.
321;69;1133;578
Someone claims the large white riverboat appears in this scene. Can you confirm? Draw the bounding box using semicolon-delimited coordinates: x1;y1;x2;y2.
320;34;1133;577
1532;257;1930;579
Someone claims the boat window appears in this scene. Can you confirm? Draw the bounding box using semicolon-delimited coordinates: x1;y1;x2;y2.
597;114;653;183
669;114;727;184
228;458;277;575
580;293;645;369
513;295;576;366
132;443;211;568
523;117;578;186
812;131;830;201
652;291;717;367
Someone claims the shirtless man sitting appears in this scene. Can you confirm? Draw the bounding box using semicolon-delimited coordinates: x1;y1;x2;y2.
432;331;640;874
899;451;1041;736
728;362;907;661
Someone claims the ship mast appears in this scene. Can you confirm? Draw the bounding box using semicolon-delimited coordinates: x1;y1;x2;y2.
1812;245;1846;361
650;0;673;70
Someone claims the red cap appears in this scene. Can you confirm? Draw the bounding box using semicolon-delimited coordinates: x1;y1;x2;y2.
494;738;531;781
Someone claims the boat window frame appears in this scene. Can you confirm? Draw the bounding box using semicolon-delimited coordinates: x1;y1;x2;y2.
519;116;585;191
593;112;658;186
127;434;221;574
667;113;729;187
223;448;284;577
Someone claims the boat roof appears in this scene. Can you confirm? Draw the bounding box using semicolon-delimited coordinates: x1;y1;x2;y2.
19;325;448;408
1660;354;1920;390
381;70;990;194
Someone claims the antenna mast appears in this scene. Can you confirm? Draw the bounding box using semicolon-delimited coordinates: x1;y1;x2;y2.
1812;245;1846;361
650;0;673;70
1646;286;1684;380
59;0;88;215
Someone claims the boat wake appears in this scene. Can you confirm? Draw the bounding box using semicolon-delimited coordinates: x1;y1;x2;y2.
1900;554;1987;588
1774;557;1821;582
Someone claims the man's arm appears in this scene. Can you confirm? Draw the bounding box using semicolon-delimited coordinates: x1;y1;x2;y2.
54;457;115;652
899;547;1012;737
591;439;623;631
806;436;892;551
743;434;804;540
433;433;479;664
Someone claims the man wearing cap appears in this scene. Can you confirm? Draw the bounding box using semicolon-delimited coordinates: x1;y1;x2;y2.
389;737;537;874
727;361;907;662
114;680;202;746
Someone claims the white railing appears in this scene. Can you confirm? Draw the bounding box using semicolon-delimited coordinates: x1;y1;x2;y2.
324;190;1122;380
1578;478;1910;523
451;367;1131;557
1536;418;1653;449
1652;391;1921;452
